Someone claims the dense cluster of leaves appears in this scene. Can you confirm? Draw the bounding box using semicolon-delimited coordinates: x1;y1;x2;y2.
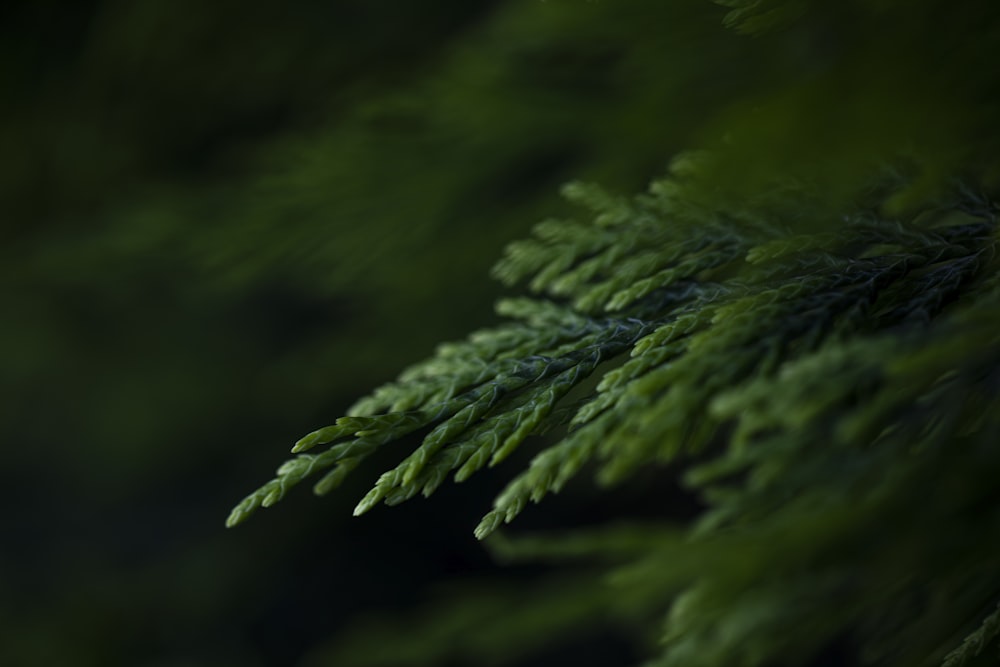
231;162;1000;665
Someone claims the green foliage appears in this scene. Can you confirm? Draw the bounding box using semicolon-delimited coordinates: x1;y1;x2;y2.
218;0;1000;665
231;163;1000;664
10;0;1000;664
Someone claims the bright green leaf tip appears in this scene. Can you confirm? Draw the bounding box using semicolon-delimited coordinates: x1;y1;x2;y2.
353;487;383;516
224;507;245;529
474;510;504;541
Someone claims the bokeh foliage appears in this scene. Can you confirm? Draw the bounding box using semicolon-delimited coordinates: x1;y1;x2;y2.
237;171;1000;667
4;0;1000;665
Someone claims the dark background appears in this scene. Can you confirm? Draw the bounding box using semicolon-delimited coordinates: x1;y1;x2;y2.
0;1;943;665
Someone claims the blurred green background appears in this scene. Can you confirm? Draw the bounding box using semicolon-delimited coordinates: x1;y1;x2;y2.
3;0;995;665
0;2;732;664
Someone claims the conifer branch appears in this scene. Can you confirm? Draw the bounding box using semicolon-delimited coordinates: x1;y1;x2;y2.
231;174;1000;539
229;166;1000;667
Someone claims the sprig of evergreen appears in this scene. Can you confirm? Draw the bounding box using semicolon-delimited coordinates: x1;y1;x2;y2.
231;172;997;521
230;168;1000;665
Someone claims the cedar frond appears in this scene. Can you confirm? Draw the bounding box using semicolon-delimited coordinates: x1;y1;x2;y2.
229;168;1000;667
